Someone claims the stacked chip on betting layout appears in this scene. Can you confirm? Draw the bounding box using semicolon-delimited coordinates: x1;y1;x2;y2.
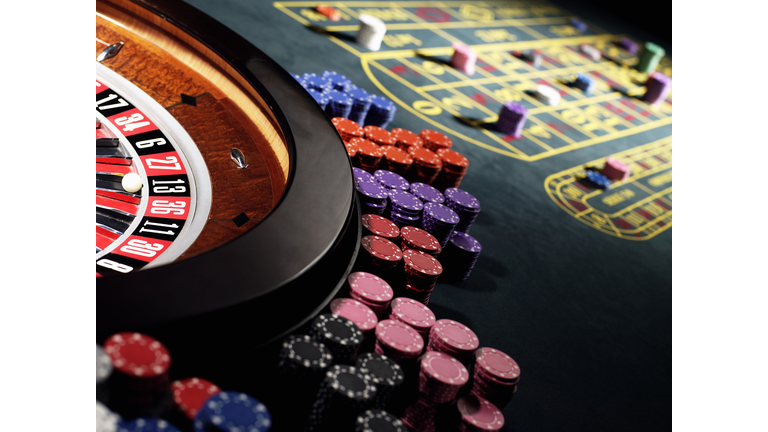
407;146;443;185
171;378;221;420
346;85;374;125
428;319;480;368
585;169;611;189
97;401;121;432
193;391;271;432
381;146;413;176
421;202;460;248
389;297;436;343
642;72;672;106
617;37;639;55
496;101;529;137
439;231;482;282
450;42;477;75
374;319;425;362
348;271;395;316
355;409;407;432
309;313;364;364
356;14;387;51
401;249;443;304
390;128;424;152
456;394;505;432
637;41;665;74
330;298;379;337
471;347;521;410
362;214;401;245
433;148;469;192
400;226;441;258
355;173;389;215
333;117;365;142
352;137;384;173
444;188;481;233
103;332;172;407
579;43;602;61
535;84;561;107
364;94;396;128
386;189;424;229
569;17;587;32
602;156;632;181
572;72;596;94
117;417;182;432
306;365;378;431
518;49;542;68
410;182;446;205
355;353;405;408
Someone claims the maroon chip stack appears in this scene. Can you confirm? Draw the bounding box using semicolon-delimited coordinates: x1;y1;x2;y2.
400;226;442;258
427;319;480;367
374;319;425;362
360;235;403;272
418;351;470;405
391;128;424;152
389;297;436;343
351;138;384;173
456;393;505;432
362;214;400;245
471;347;520;409
348;271;394;316
332;117;364;141
419;129;453;153
330;298;379;337
402;249;443;305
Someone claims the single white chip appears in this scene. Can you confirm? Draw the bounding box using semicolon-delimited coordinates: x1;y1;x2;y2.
356;14;387;51
580;44;602;61
122;172;143;193
535;84;561;106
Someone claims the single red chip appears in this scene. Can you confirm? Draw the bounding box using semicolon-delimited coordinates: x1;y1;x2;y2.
103;332;171;378
171;377;221;419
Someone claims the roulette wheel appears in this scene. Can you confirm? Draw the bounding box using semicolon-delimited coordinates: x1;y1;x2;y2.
96;0;360;353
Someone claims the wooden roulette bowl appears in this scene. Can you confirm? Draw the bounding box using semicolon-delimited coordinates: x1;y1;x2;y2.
96;0;359;354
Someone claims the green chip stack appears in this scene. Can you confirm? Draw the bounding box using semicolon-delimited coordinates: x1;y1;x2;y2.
636;42;665;74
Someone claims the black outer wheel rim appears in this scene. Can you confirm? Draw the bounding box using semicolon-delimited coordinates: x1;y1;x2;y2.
97;0;358;339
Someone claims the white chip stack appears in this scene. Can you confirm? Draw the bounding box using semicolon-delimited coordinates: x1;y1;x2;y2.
97;401;121;432
356;14;387;51
535;84;561;106
579;44;602;61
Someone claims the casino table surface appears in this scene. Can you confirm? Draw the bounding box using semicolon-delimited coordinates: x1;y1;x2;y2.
97;0;671;431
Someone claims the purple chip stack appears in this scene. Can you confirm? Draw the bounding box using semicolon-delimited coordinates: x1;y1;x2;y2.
496;101;528;138
618;37;638;55
421;202;460;248
444;188;481;233
439;231;482;282
354;167;375;184
374;170;410;192
356;178;389;215
641;72;672;107
410;182;445;205
387;190;424;228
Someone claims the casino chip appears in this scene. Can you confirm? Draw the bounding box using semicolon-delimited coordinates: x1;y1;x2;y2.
617;37;639;55
402;249;443;304
401;397;437;432
97;401;121;432
534;84;561;107
439;231;482;282
390;128;423;151
375;170;410;191
496;101;528;137
387;189;424;229
569;17;588;32
310;313;364;363
450;42;477;75
171;377;221;420
602;156;632;181
356;14;387;51
365;125;397;147
389;297;436;342
307;365;377;431
457;394;505;431
472;348;521;409
346;85;374;125
421;202;460;249
117;418;182;432
434;148;469;192
584;170;612;190
400;226;441;258
374;319;425;362
330;298;379;333
579;43;602;61
641;72;672;106
355;409;407;432
572;73;596;94
316;5;341;21
381;146;414;177
365;94;397;129
97;344;113;384
428;319;480;366
407;146;442;185
348;271;395;315
410;182;445;205
333;117;365;142
322;70;351;92
443;188;480;234
637;41;665;74
103;332;171;378
418;350;469;404
355;353;405;408
362;214;400;244
194;391;272;432
419;129;453;153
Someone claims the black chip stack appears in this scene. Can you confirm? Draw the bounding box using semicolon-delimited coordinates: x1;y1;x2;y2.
355;353;405;409
354;409;407;432
278;334;334;382
309;314;363;364
438;231;482;282
306;365;378;432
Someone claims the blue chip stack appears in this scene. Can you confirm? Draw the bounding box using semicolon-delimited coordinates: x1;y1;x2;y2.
291;73;302;82
302;73;333;94
585;170;611;190
386;189;424;228
570;17;588;32
374;170;409;192
118;418;182;432
322;70;352;93
410;182;446;205
421;202;460;248
364;94;397;128
443;188;481;233
346;85;374;125
325;90;354;119
308;88;330;109
193;392;272;432
572;73;595;94
356;178;389;215
439;231;482;282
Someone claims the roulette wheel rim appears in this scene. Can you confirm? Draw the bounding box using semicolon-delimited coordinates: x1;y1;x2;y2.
96;0;360;351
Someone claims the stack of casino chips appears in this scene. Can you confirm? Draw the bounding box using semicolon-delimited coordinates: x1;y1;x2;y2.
518;49;542;68
97;401;121;432
301;73;333;94
193;391;271;432
400;226;441;258
355;353;405;408
386;189;424;228
355;409;407;432
307;365;378;431
496;101;529;137
309;313;364;364
579;43;602;61
365;125;397;147
374;319;425;362
365;94;397;128
347;85;374;125
421;202;460;248
420;129;453;153
569;17;588;32
390;128;424;152
572;72;596;94
322;70;352;92
439;231;482;282
356;176;389;215
307;88;330;109
642;72;672;106
433;148;469;192
118;418;182;432
602;156;632;181
456;394;505;432
637;41;665;74
418;351;470;405
171;378;221;420
362;214;401;245
410;182;446;205
348;271;395;317
407;146;443;185
401;397;438;432
450;42;477;75
351;137;385;173
381;146;414;176
374;169;409;192
585;169;611;190
444;188;481;233
346;139;358;159
103;332;172;410
360;235;404;274
617;37;639;55
325;90;354;118
427;319;480;368
356;14;387;51
389;297;437;342
471;347;521;410
354;167;375;184
278;334;334;381
535;84;561;107
332;117;365;142
330;298;379;337
402;249;443;304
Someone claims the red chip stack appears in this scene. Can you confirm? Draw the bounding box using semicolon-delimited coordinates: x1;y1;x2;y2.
329;297;379;337
361;235;403;271
456;393;505;432
332;117;364;141
402;249;443;305
391;128;423;152
427;319;480;367
471;347;520;409
103;332;171;406
420;129;453;153
433;148;469;191
374;319;425;362
348;271;394;316
171;377;221;420
364;125;397;147
381;146;414;177
361;214;400;245
407;146;443;185
389;297;436;343
400;226;442;258
345;140;358;160
351;138;384;173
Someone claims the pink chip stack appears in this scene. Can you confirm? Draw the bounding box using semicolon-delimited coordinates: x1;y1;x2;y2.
329;298;378;337
401;396;438;432
601;156;631;181
471;347;520;409
418;351;470;404
389;297;436;343
450;42;477;75
427;319;480;366
348;271;394;316
456;393;505;432
374;319;425;362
